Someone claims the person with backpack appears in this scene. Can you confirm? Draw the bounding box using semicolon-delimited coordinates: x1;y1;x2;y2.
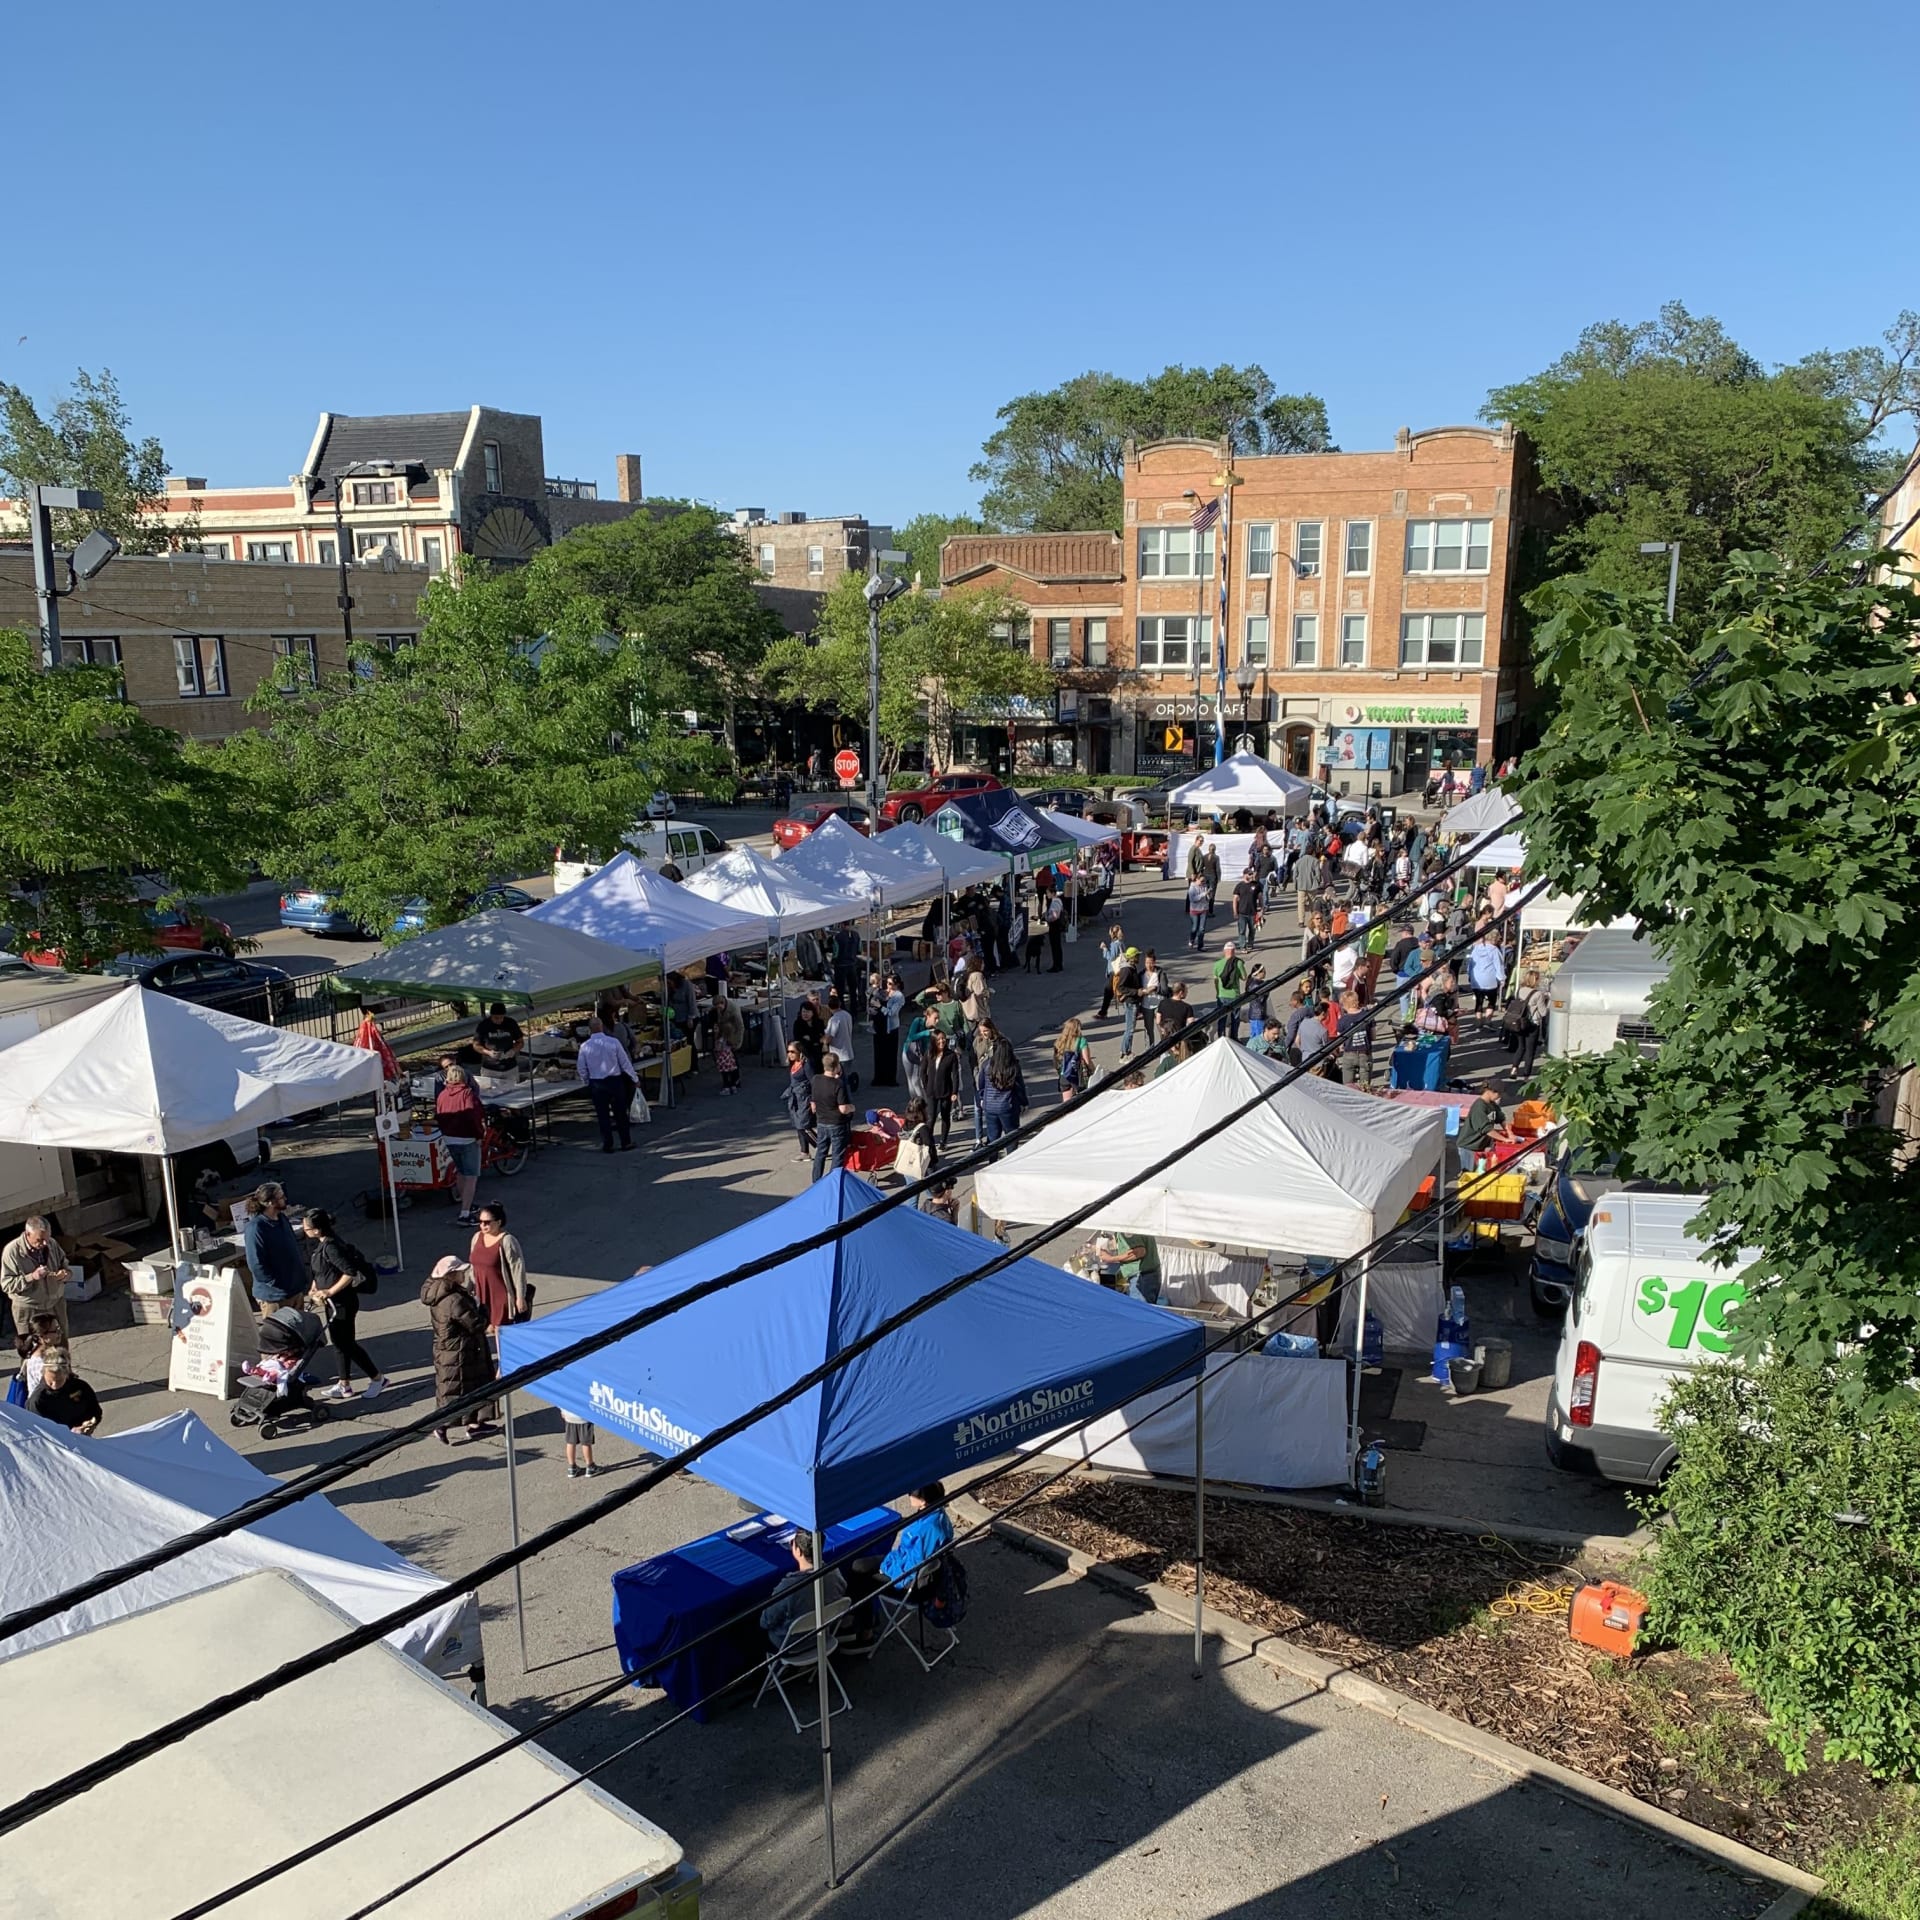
301;1208;386;1403
1053;1016;1094;1101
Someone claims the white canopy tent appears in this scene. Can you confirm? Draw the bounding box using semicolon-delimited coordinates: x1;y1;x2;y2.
878;821;1009;889
0;984;388;1262
683;844;862;939
333;909;653;1009
1439;785;1521;838
1466;832;1527;871
777;814;944;908
973;1041;1446;1467
1038;807;1120;846
1168;752;1315;817
523;852;767;970
0;1404;479;1675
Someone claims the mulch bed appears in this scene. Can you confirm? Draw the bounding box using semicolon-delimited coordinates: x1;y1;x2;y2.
981;1472;1890;1877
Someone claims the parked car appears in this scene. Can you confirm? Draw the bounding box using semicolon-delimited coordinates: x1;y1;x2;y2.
391;884;537;934
552;819;731;894
279;883;536;937
1021;787;1097;816
22;901;234;970
876;771;1001;826
1527;1146;1627;1315
772;802;871;849
645;792;676;819
108;951;297;1025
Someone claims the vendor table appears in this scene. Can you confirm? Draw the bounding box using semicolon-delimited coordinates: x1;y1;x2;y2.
612;1506;901;1720
1389;1036;1451;1090
1157;1244;1265;1318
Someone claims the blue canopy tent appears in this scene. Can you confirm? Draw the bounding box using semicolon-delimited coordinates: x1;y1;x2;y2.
498;1170;1206;1883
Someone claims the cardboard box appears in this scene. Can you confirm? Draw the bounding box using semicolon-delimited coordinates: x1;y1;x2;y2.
127;1294;173;1326
128;1260;176;1297
63;1267;103;1304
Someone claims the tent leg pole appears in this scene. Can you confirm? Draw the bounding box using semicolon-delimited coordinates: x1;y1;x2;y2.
1193;1375;1206;1680
160;1154;184;1264
813;1526;837;1887
381;1094;405;1273
1349;1255;1372;1486
505;1392;528;1672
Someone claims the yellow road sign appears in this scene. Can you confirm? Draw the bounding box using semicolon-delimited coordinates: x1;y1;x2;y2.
1164;725;1185;753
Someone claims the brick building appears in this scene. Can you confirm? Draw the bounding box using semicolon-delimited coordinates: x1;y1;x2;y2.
1125;426;1541;793
730;510;892;593
0;550;428;741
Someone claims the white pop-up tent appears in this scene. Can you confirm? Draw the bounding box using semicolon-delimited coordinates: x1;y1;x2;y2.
1037;807;1120;846
0;1404;479;1675
334;908;652;1008
0;984;387;1260
1439;784;1521;838
524;852;767;970
777;814;943;909
1169;752;1316;816
879;820;1011;889
683;844;862;939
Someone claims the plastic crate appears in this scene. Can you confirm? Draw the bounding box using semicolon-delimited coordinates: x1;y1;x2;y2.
1457;1169;1527;1221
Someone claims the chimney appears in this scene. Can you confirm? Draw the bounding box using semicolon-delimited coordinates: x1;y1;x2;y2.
615;453;643;503
166;476;208;493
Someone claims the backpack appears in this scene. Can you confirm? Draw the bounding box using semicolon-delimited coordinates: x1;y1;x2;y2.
920;1553;969;1630
342;1239;380;1294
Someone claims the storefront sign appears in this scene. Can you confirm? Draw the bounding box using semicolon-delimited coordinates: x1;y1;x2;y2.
1142;697;1258;723
1334;701;1473;728
1326;728;1393;771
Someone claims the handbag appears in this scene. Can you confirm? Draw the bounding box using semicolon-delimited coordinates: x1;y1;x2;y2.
895;1134;932;1182
511;1281;536;1324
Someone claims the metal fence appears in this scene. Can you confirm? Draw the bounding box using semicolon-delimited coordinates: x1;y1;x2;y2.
272;964;463;1052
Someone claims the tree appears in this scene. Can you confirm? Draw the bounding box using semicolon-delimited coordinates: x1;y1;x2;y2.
971;365;1334;532
225;560;729;932
757;574;1052;776
1517;552;1920;1398
1485;304;1885;618
0;368;182;553
0;629;254;959
895;510;986;590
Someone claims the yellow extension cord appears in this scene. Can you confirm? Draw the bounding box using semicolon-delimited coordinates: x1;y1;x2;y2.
1477;1533;1580;1617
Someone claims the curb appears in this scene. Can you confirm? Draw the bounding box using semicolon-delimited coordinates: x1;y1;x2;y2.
958;1496;1823;1903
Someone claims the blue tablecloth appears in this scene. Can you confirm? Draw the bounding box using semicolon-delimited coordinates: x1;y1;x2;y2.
612;1506;901;1720
1389;1037;1451;1090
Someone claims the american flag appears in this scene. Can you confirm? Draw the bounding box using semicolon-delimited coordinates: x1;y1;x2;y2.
1188;496;1221;533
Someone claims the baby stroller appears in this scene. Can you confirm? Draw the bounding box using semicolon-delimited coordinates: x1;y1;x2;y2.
230;1305;328;1440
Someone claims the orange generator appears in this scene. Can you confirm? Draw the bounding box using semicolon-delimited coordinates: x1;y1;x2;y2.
1568;1581;1650;1657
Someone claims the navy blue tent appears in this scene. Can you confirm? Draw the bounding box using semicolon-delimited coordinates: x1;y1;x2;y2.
927;789;1077;871
499;1170;1204;1531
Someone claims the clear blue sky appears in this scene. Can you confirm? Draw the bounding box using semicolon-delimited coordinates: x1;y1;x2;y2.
9;0;1912;526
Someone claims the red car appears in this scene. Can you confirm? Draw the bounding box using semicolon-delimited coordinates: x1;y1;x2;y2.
24;903;234;970
876;771;1002;826
772;801;873;849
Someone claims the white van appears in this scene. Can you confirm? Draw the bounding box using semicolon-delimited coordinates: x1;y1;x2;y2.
553;820;731;894
1546;927;1668;1059
1544;1187;1754;1486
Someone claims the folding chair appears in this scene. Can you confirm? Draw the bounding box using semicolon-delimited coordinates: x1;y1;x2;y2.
859;1557;959;1673
754;1594;854;1734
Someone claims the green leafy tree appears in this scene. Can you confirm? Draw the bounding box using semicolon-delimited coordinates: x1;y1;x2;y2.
895;510;986;589
1486;303;1886;618
1518;552;1920;1396
758;573;1052;776
0;629;253;959
0;368;183;553
226;561;727;932
972;365;1334;532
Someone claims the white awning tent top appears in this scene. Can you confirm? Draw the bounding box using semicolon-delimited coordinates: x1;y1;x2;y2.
1038;807;1120;846
776;814;944;908
1466;832;1526;870
524;852;767;970
1168;753;1315;817
973;1039;1445;1260
1440;785;1522;837
334;909;654;1008
0;984;383;1156
683;844;864;939
878;821;1010;889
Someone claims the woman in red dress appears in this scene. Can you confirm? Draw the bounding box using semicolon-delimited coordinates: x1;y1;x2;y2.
466;1200;529;1358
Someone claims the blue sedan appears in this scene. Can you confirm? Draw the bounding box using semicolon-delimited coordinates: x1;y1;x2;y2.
278;884;537;937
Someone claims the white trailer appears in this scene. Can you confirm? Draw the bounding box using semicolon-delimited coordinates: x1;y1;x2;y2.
1545;928;1669;1060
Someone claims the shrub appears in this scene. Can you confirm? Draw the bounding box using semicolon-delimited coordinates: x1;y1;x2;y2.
1641;1358;1920;1780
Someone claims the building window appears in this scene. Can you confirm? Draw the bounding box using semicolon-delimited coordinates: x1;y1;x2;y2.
1245;523;1274;578
482;442;502;493
989;619;1032;653
1137;526;1214;579
806;545;824;576
421;536;444;574
355;530;401;559
273;634;319;691
1135;615;1213;669
757;542;776;578
245;540;293;563
315;537;337;566
1085;618;1109;667
173;635;228;698
375;632;417;653
350;480;397;507
1344;521;1372;575
185;540;229;560
1047;618;1073;666
1242;616;1270;667
1399;612;1486;666
1294;522;1323;577
1290;615;1319;667
64;636;123;691
1405;518;1492;574
1339;614;1368;668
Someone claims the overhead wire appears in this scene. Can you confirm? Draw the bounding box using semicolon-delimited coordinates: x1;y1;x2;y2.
1;877;1548;1842
0;810;1518;1653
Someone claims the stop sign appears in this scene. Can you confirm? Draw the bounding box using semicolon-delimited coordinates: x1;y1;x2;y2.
834;748;861;788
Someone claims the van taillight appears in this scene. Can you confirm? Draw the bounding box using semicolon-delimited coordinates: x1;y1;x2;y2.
278;896;287;911
1569;1341;1601;1426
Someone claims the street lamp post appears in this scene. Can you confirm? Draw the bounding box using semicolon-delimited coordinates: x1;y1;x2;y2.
863;550;910;822
26;485;118;669
328;458;401;655
1639;540;1681;623
1234;660;1257;755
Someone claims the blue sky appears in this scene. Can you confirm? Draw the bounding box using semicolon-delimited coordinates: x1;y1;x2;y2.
8;1;1912;526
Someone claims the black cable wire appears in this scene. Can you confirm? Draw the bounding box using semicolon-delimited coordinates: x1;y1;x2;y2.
1;881;1546;1842
0;814;1515;1653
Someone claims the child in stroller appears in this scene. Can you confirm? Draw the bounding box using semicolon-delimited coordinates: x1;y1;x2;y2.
230;1303;328;1439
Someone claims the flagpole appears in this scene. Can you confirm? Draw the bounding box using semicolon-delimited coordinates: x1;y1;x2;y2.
1215;477;1231;767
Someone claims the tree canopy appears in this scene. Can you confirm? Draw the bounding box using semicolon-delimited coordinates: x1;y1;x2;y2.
1485;304;1902;619
971;365;1333;532
758;572;1052;775
0;368;180;553
1517;551;1920;1397
895;510;985;589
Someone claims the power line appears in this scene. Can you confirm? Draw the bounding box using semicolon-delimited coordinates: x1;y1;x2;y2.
0;815;1515;1653
0;883;1546;1841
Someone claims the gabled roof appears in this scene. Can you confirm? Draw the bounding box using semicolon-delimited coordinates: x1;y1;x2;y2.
309;411;473;502
940;531;1124;588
